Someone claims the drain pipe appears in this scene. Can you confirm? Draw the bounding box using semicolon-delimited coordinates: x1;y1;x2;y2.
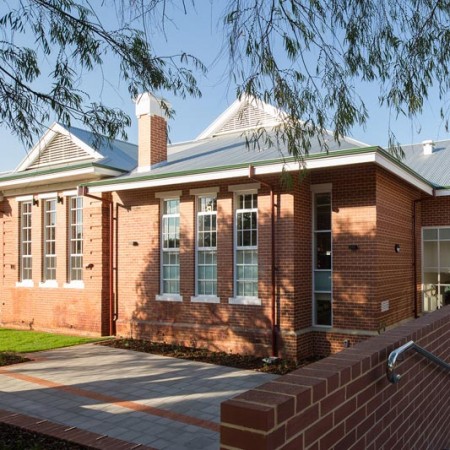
248;165;279;357
78;186;115;336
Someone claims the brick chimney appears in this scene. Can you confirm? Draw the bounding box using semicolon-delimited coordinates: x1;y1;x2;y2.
135;92;169;172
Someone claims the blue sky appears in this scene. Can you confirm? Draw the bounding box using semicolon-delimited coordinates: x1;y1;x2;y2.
1;2;449;172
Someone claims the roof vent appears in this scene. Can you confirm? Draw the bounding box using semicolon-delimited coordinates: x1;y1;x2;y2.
422;140;434;155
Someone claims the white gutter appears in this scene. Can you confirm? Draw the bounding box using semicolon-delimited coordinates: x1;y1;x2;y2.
0;167;123;189
87;151;433;195
434;189;450;197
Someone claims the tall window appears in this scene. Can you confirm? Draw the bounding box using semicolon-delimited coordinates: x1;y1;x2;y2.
423;227;450;311
235;193;258;297
196;196;217;296
161;198;180;294
68;196;83;282
313;192;332;326
19;201;32;281
43;199;57;281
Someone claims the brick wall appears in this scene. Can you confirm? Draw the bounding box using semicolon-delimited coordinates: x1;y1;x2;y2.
0;194;109;336
376;168;423;328
422;195;450;227
112;163;431;360
312;165;379;334
113;176;285;357
1;161;441;361
221;306;450;450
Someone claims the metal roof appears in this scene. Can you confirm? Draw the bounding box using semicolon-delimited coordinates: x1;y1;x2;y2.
64;125;138;172
114;129;368;183
400;140;450;189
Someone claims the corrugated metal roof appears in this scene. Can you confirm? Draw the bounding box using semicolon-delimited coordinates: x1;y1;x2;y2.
399;140;450;188
118;130;368;182
65;125;138;172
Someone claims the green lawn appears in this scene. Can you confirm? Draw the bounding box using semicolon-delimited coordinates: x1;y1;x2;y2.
0;328;102;353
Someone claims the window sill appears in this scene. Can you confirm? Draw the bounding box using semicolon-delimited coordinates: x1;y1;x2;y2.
64;281;85;289
155;294;183;302
228;296;261;306
191;295;220;304
39;281;59;288
16;280;34;288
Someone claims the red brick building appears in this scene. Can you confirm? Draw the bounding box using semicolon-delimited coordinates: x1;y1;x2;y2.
0;93;448;360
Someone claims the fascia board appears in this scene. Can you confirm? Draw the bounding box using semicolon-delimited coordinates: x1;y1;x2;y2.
15;124;59;172
374;153;433;195
196;98;243;140
88;167;250;193
56;124;104;160
0;166;122;189
88;149;433;195
88;152;377;193
434;189;450;196
196;95;285;140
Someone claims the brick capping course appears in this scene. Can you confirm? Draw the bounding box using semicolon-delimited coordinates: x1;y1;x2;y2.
0;408;156;449
220;307;450;450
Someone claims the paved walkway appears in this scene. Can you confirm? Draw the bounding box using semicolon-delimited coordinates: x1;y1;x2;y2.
0;344;277;449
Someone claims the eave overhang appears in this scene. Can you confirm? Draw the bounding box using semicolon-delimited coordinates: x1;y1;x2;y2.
83;146;434;196
0;163;125;192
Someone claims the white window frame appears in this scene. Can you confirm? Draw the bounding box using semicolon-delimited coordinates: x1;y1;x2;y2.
40;197;58;287
17;200;33;287
311;183;333;327
65;196;84;288
229;189;261;306
191;193;220;303
156;195;182;302
422;226;450;311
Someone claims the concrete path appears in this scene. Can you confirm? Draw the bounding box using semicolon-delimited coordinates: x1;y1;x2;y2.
0;344;277;449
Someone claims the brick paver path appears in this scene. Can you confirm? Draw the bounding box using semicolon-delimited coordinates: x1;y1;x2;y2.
0;344;277;449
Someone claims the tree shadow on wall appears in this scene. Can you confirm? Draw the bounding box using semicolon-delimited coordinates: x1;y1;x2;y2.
114;189;418;360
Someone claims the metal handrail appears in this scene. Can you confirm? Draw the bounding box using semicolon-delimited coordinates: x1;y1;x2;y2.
387;340;450;384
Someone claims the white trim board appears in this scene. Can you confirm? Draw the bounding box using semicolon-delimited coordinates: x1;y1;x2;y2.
87;151;433;195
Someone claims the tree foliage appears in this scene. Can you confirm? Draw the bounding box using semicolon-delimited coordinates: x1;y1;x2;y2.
1;0;450;159
224;0;450;158
0;0;205;147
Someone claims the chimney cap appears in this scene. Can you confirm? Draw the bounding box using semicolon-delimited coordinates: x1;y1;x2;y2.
135;92;171;119
422;139;435;155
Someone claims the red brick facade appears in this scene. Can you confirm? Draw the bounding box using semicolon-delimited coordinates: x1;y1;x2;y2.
0;161;447;361
0;194;110;336
106;163;430;360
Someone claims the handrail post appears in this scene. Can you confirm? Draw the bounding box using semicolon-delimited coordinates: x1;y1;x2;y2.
387;340;450;384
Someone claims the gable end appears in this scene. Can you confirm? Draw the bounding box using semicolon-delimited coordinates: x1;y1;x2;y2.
217;103;278;135
27;133;94;170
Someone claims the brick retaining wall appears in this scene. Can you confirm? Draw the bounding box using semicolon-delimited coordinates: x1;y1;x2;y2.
221;307;450;449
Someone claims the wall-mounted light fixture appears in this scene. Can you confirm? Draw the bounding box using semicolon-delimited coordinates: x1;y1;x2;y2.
394;244;401;253
57;195;64;204
348;244;359;251
85;263;94;270
32;198;39;206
